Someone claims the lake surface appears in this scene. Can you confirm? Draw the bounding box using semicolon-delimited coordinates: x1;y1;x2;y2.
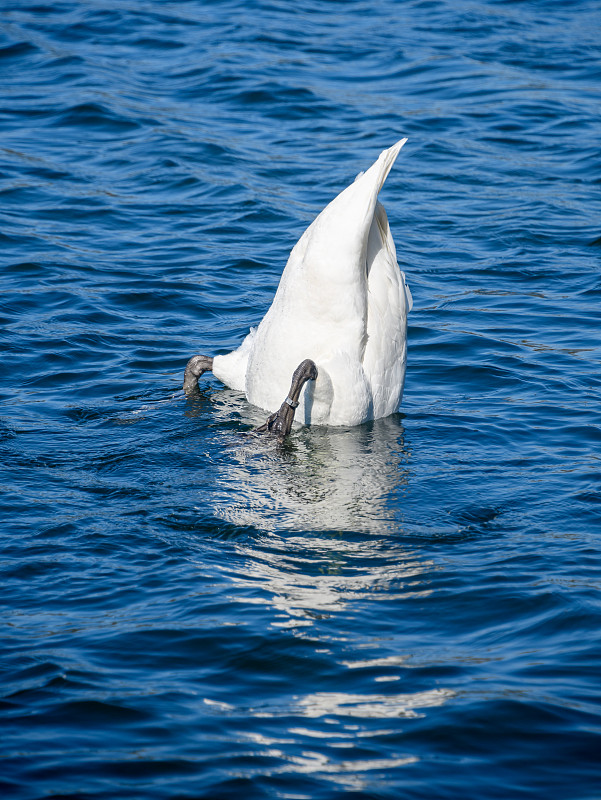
1;1;600;798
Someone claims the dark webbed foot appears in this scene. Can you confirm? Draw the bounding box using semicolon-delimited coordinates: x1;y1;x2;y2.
255;359;318;440
183;355;213;394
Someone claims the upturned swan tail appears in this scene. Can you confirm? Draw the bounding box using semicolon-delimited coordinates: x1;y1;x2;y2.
217;139;410;422
283;138;408;291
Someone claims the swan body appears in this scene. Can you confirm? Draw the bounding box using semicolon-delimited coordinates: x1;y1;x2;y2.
211;139;412;428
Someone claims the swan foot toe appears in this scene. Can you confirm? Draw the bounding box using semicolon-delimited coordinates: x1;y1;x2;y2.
183;355;213;394
254;359;318;440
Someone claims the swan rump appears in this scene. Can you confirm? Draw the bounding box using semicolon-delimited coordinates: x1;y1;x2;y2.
212;139;412;428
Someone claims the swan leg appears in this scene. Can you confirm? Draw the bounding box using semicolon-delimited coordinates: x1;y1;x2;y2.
254;359;318;440
183;355;214;394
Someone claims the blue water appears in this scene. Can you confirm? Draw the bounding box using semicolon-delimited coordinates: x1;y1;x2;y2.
1;1;600;797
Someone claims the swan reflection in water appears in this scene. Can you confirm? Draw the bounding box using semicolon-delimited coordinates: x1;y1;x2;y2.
186;392;454;789
182;387;442;620
186;390;437;624
204;391;413;534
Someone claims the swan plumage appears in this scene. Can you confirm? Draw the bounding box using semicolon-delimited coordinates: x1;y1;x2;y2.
212;139;412;427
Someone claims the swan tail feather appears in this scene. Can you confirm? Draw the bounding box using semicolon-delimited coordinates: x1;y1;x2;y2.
368;138;407;195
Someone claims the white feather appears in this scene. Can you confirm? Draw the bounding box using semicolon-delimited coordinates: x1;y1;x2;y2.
213;139;411;427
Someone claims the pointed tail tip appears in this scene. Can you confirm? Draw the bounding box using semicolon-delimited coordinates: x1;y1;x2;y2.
375;137;408;168
387;137;408;157
370;137;408;188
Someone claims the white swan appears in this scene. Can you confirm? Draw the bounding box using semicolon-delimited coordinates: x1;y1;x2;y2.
184;139;412;437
